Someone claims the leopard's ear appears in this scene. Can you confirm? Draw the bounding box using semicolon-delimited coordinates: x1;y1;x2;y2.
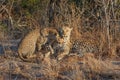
70;27;73;31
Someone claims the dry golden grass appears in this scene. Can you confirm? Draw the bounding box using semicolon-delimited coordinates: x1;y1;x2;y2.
0;24;119;80
71;25;82;41
0;2;120;80
0;52;119;80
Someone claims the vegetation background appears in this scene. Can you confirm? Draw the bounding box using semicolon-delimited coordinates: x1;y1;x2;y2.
0;0;120;80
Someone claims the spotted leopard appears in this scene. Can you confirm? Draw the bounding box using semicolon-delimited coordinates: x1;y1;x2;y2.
70;39;99;57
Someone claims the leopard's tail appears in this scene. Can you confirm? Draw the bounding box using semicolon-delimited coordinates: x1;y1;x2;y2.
18;52;37;62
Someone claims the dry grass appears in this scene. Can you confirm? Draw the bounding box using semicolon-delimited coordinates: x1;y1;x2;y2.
0;22;120;80
0;1;120;80
0;53;119;80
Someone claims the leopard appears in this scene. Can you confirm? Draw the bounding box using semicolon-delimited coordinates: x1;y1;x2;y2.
51;26;73;60
18;27;59;62
70;38;99;57
36;27;58;51
18;28;41;62
37;27;59;56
